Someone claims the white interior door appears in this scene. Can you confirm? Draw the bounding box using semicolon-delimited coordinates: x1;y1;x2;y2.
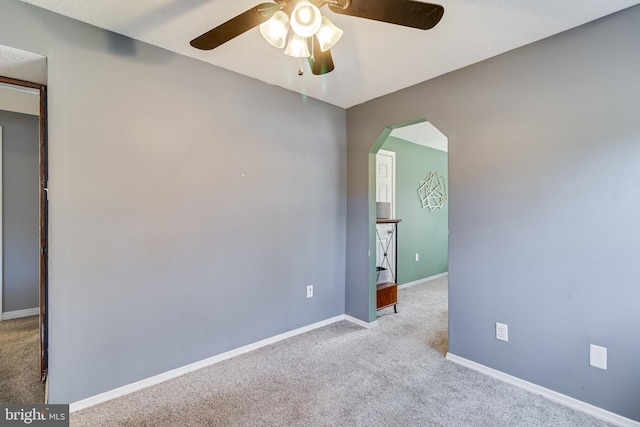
376;150;396;283
376;150;395;216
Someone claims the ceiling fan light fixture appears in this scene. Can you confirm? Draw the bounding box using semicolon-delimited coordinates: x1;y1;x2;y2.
259;11;290;48
191;0;446;77
284;32;310;58
315;16;343;52
290;1;322;38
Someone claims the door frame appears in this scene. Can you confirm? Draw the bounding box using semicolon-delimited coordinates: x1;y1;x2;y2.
368;119;428;322
0;75;48;380
375;149;397;283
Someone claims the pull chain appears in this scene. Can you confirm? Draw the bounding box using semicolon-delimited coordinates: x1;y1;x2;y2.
298;38;313;76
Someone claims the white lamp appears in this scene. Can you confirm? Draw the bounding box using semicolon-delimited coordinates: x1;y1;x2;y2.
284;32;310;57
315;16;343;52
262;1;342;68
290;1;322;38
259;11;290;48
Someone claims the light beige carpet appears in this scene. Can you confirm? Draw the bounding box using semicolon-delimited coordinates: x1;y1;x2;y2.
0;315;45;404
71;278;615;426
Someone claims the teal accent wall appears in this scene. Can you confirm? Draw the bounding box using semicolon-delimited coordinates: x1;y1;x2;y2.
380;136;448;284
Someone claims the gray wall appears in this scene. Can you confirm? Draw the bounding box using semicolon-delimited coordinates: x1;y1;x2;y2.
346;5;640;422
1;110;40;313
0;0;346;403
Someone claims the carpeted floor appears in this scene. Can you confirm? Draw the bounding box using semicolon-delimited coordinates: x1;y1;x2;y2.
71;278;614;426
0;315;45;404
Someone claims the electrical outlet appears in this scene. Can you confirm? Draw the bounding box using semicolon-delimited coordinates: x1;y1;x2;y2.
496;322;508;342
415;253;419;261
307;285;313;298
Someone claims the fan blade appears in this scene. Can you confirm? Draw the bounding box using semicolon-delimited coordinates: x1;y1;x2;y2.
328;0;444;30
191;3;280;50
308;37;335;75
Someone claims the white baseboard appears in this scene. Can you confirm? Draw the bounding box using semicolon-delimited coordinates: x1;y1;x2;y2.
398;272;448;289
71;314;375;413
344;314;378;329
1;307;39;321
446;353;640;427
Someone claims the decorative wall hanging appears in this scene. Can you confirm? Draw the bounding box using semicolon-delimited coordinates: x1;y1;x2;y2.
418;171;447;211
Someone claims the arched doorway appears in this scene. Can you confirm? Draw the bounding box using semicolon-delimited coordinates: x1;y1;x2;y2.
368;119;449;348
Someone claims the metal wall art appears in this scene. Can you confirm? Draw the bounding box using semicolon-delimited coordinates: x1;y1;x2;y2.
418;171;447;211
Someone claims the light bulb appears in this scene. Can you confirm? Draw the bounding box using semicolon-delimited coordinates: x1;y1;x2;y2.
315;16;343;52
259;11;290;49
284;32;310;58
290;1;322;38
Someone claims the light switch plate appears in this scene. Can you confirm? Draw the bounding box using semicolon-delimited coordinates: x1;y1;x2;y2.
589;344;607;370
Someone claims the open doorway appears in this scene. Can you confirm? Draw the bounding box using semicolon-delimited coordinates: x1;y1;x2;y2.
0;75;48;404
369;119;449;348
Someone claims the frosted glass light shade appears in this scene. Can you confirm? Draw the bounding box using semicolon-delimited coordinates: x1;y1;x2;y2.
284;32;310;57
315;16;343;52
259;11;290;48
290;1;322;37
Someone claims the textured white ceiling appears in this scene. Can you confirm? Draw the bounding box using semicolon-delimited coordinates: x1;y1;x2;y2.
19;0;640;108
0;44;47;85
390;121;448;152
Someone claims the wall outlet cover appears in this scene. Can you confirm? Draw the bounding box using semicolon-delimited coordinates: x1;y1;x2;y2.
496;322;508;342
589;344;607;370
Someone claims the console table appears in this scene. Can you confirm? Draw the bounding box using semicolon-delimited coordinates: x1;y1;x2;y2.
376;219;401;313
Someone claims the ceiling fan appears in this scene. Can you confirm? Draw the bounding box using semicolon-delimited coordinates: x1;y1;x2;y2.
190;0;444;76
